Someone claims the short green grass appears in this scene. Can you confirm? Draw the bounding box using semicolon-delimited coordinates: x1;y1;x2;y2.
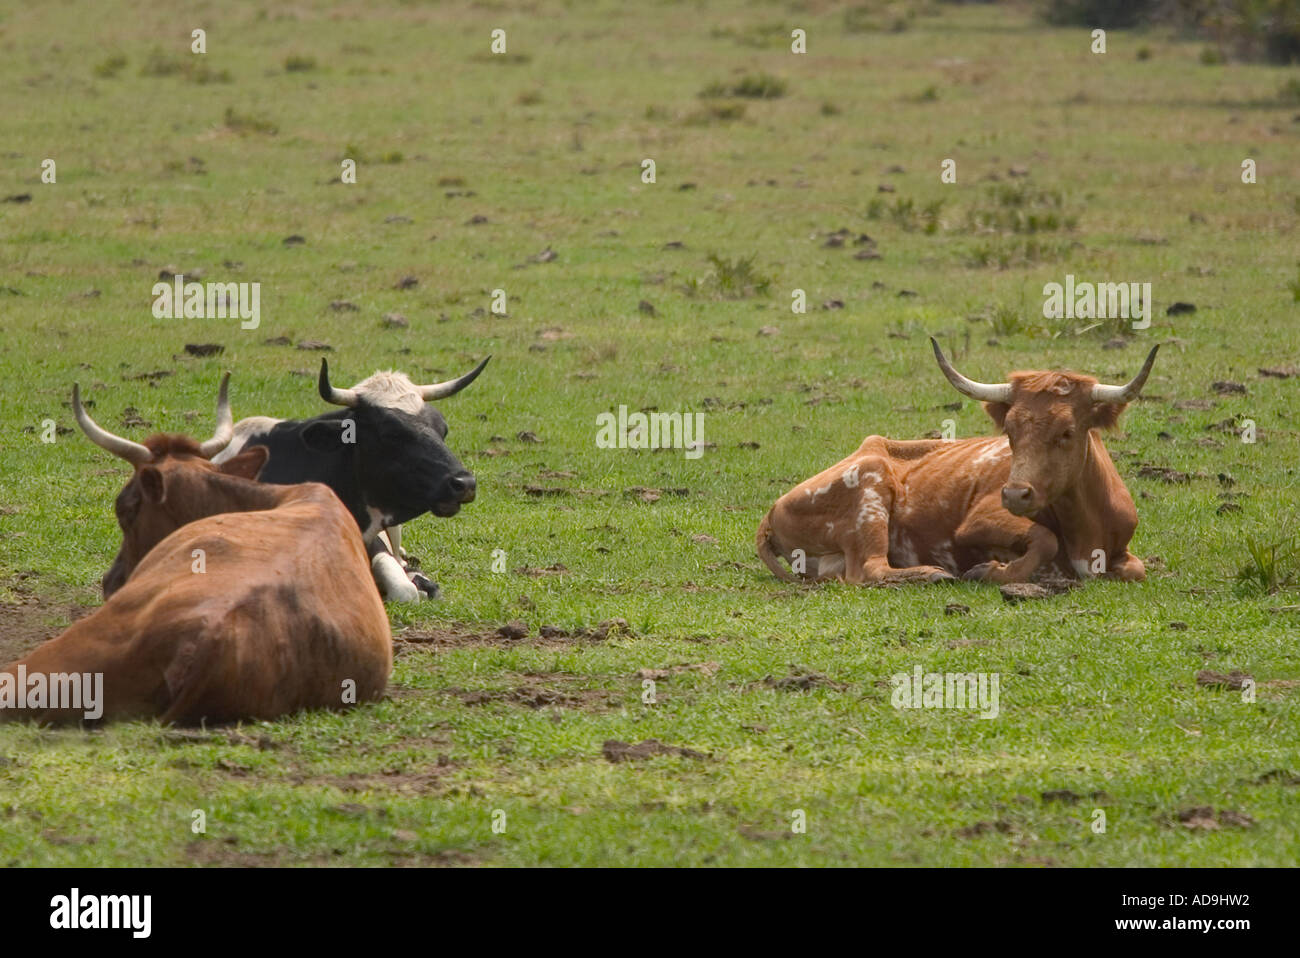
1;0;1298;866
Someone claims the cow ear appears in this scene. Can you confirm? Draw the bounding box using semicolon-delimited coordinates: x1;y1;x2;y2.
1089;401;1126;431
301;420;344;453
138;466;166;504
218;445;269;480
983;401;1011;430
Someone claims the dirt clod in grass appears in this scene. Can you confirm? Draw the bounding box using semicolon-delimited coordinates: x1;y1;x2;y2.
1259;365;1297;379
1137;464;1190;483
497;620;529;640
512;562;567;577
1210;380;1246;395
1251;769;1300;786
955;819;1015;838
633;661;720;680
602;739;708;762
453;681;615;711
296;339;332;350
282;235;305;246
1174;807;1254;830
760;669;847;692
1195;669;1252;690
999;582;1059;602
1166;302;1197;315
183;343;224;357
944;602;971;616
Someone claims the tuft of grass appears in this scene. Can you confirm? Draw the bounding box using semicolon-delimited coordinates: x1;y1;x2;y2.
284;54;318;72
1279;77;1300;105
222;106;278;135
1287;263;1300;303
1234;534;1296;596
966;237;1073;269
701;73;786;99
684;101;746;125
684;253;772;299
965;183;1077;234
989;303;1026;337
139;48;230;83
93;53;127;78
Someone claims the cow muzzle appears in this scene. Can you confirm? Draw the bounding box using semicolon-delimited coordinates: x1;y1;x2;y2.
432;472;476;516
1001;482;1039;516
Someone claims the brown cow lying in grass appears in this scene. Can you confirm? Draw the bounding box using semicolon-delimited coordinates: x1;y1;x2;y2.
0;376;391;726
757;339;1160;586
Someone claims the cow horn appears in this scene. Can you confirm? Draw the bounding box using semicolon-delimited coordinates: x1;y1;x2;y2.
318;359;359;407
197;372;234;458
72;383;153;465
930;338;1013;404
1091;345;1160;404
418;356;491;401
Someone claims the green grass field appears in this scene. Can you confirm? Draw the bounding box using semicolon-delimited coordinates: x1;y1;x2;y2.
1;0;1298;866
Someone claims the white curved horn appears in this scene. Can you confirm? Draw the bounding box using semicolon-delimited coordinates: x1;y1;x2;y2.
197;372;234;458
72;383;152;465
318;359;358;407
930;338;1013;404
1092;345;1160;404
418;356;491;401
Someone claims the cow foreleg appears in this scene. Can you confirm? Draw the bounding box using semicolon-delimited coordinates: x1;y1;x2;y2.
954;499;1058;583
365;537;420;602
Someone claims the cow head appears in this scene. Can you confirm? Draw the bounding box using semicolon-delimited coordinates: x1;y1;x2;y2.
73;375;271;597
930;339;1159;517
309;357;489;529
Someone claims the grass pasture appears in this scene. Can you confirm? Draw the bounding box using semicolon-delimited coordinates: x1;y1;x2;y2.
1;0;1299;866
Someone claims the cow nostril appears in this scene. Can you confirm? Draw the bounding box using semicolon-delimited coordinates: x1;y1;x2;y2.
449;473;476;501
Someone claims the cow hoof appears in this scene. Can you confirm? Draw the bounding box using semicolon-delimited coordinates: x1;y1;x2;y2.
410;572;440;600
928;570;958;583
962;562;998;582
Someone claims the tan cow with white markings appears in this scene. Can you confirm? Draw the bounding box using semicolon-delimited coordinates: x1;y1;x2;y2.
756;339;1159;585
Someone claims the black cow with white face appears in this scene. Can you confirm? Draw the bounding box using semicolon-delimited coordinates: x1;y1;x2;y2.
212;356;489;601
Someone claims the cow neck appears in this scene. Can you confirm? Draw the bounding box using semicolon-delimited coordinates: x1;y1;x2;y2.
186;469;300;516
1042;432;1115;554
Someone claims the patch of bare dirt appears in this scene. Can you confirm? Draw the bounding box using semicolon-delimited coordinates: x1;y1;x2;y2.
754;668;848;692
0;595;96;664
1171;807;1255;830
1195;669;1251;690
446;672;620;712
396;619;630;651
285;764;458;794
601;739;709;762
633;661;720;680
955;819;1017;838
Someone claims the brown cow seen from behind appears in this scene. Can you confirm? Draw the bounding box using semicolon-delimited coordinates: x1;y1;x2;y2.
0;377;391;725
757;339;1160;586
